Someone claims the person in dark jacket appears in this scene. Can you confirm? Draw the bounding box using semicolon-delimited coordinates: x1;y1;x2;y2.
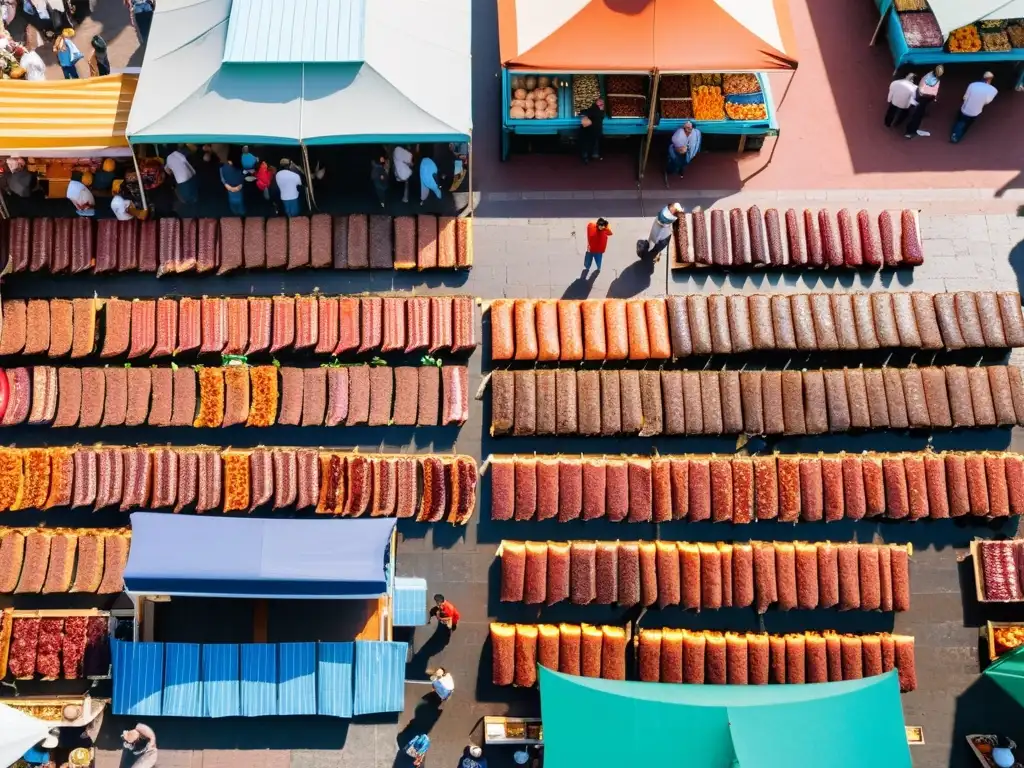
579;98;605;164
370;153;389;208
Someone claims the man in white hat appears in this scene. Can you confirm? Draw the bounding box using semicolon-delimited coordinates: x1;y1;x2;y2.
951;71;997;143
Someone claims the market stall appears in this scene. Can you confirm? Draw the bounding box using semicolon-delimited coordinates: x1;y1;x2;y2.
0;74;140;206
872;0;1024;68
127;0;472;210
496;0;798;170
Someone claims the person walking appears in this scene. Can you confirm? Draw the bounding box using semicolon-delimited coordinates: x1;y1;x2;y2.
128;0;154;45
460;746;488;768
121;725;158;768
393;145;414;203
53;28;83;79
371;153;389;208
429;593;460;631
951;72;997;143
884;73;917;128
430;667;455;709
638;203;682;262
579;98;605;164
276;159;303;216
583;217;612;274
165;146;198;205
904;65;942;138
419;155;442;205
664;121;701;185
220;159;245;216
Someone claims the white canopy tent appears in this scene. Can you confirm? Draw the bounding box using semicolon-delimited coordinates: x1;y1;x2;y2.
916;0;1024;38
0;703;51;768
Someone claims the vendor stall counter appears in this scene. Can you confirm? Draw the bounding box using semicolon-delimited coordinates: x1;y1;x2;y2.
501;70;778;161
873;0;1024;69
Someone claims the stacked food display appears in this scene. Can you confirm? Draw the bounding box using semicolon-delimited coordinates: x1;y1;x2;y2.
876;0;1024;67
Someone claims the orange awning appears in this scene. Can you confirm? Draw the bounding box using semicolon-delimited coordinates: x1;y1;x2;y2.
498;0;798;72
0;74;138;155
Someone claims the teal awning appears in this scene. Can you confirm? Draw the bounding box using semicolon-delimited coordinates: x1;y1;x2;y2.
985;644;1024;707
538;667;912;768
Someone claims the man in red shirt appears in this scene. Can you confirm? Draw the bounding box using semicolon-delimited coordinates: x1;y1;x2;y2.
584;218;612;274
429;593;460;631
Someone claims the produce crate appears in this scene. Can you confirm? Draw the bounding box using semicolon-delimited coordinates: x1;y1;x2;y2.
659;98;694;120
971;539;1024;604
659;75;690;98
607;94;647;119
985;621;1024;661
572;74;603;115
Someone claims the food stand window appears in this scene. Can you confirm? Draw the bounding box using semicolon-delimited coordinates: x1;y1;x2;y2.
871;0;1024;69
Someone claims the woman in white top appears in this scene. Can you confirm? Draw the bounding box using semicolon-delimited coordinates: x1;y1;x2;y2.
393;145;413;203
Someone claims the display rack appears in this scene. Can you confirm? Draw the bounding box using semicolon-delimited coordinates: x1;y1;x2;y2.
984;621;1024;661
484;715;544;745
971;540;1024;604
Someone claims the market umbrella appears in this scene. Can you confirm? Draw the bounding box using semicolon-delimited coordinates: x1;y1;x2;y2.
984;644;1024;708
0;702;52;768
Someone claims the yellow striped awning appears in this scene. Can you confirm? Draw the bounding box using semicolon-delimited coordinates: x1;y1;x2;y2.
0;74;138;155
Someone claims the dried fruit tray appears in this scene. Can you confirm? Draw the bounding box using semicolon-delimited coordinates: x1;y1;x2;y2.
972;539;1024;603
498;539;912;613
488;451;1024;523
488;366;1024;437
0;215;473;275
0;528;129;596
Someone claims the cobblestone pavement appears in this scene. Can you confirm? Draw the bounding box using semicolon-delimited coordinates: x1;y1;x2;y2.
44;207;1020;768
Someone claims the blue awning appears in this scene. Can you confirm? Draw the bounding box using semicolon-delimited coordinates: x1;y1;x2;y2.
278;643;317;716
111;640;163;717
353;641;407;715
317;642;355;718
162;643;202;717
124;513;395;598
393;577;428;626
241;644;277;717
203;644;241;718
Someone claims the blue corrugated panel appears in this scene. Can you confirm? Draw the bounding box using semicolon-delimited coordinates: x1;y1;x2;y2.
111;640;163;717
393;577;428;626
353;641;407;715
202;644;241;718
317;642;354;718
241;644;278;717
162;643;202;717
278;642;317;715
223;0;366;64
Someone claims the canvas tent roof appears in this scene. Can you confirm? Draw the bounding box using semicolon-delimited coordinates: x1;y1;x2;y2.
126;0;471;145
0;75;138;156
123;513;396;599
881;0;1024;39
0;703;51;768
538;666;911;768
984;643;1024;708
497;0;798;73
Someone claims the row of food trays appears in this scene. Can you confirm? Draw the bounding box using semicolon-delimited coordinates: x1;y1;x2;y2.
0;363;470;429
0;447;477;523
0;294;477;361
897;10;1024;51
0;610;111;681
491;623;917;692
3;214;474;274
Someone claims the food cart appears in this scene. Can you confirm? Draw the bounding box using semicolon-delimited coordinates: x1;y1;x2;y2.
872;0;1024;69
497;0;797;174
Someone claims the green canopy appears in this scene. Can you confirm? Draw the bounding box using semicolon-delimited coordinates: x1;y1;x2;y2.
537;666;911;768
985;644;1024;707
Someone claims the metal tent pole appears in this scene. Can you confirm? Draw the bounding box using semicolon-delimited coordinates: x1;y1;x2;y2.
638;69;661;181
130;143;149;211
300;142;316;212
